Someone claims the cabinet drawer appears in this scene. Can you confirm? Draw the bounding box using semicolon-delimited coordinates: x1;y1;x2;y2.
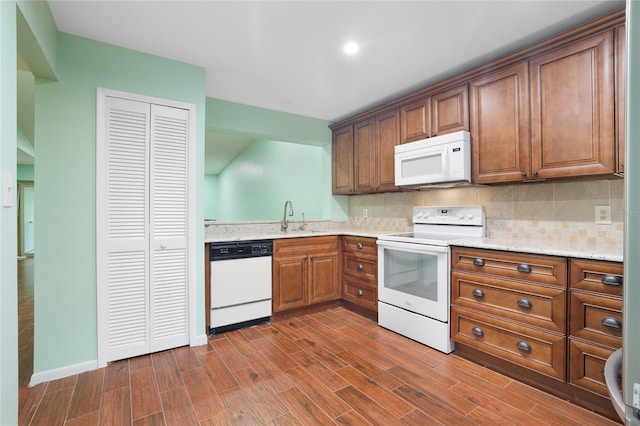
343;254;377;282
342;277;377;311
451;247;566;287
451;307;566;380
452;271;566;333
569;338;619;397
274;236;338;256
570;259;623;297
342;236;377;256
570;292;622;347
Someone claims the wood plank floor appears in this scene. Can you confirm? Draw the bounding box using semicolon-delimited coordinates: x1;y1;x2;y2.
18;257;621;425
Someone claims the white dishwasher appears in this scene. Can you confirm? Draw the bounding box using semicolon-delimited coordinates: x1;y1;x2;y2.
210;240;273;333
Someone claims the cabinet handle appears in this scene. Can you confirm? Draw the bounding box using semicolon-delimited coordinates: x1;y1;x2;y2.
472;289;485;299
601;317;622;330
473;258;485;267
517;298;533;309
471;327;484;337
357;289;364;297
532;171;538;177
521;172;527;177
304;255;308;260
602;275;622;286
357;263;364;270
517;264;532;273
357;242;363;249
516;341;532;352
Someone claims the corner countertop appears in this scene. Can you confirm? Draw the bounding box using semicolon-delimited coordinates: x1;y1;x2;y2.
204;229;383;243
452;237;623;263
204;222;623;262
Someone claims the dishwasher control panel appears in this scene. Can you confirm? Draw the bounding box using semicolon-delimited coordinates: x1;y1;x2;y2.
210;240;273;260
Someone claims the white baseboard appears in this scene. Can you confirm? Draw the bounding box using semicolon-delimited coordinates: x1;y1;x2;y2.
192;334;208;346
29;360;98;387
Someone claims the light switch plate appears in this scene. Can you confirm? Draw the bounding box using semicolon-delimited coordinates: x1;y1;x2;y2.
3;172;13;207
362;208;368;218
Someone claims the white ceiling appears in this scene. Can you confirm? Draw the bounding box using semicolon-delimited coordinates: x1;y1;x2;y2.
42;0;625;173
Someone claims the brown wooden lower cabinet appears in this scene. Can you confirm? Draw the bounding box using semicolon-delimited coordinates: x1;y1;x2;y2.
451;306;566;380
272;236;341;313
451;246;624;421
341;236;378;319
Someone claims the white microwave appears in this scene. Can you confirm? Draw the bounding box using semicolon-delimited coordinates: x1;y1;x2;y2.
394;130;471;186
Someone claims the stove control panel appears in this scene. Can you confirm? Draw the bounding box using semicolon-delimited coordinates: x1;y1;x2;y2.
413;206;485;226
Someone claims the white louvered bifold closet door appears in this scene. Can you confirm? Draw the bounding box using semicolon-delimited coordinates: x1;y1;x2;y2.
149;104;189;353
99;95;189;364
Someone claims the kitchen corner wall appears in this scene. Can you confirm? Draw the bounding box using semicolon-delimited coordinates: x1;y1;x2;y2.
349;179;624;247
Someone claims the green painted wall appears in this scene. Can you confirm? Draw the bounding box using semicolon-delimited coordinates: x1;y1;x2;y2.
206;98;331;145
33;33;206;374
0;2;18;423
217;139;325;221
17;164;34;181
205;98;348;221
204;174;219;220
17;125;34;157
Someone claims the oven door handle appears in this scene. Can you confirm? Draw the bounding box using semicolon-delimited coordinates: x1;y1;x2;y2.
377;239;451;254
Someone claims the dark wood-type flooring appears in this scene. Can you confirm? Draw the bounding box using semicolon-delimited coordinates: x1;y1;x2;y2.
18;257;620;425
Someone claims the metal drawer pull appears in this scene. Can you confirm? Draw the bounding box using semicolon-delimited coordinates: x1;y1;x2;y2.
602;317;622;330
517;264;532;273
517;298;533;309
357;289;364;296
471;327;484;337
357;242;363;249
602;275;622;286
472;289;485;298
357;263;364;270
516;341;532;352
473;258;485;267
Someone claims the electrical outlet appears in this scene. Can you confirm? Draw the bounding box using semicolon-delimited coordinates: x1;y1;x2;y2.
595;205;612;225
363;208;368;218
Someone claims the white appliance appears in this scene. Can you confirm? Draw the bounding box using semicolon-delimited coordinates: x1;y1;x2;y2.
210;240;273;333
377;206;485;353
605;2;640;424
394;130;471;187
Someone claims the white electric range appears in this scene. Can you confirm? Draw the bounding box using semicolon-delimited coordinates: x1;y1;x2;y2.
377;206;485;353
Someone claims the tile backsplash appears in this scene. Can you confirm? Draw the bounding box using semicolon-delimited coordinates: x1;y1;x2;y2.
348;179;624;246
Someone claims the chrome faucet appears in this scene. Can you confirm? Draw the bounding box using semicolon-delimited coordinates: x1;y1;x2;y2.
281;200;294;231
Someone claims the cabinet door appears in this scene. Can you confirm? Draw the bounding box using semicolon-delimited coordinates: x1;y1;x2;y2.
530;31;615;179
273;255;307;312
353;119;375;193
470;62;531;183
616;24;626;174
308;252;341;304
332;125;354;194
431;85;469;136
374;109;400;192
400;97;431;143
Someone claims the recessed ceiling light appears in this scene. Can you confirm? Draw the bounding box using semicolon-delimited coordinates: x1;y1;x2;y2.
343;41;360;55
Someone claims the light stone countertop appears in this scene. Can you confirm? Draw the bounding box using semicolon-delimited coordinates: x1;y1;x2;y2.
452;236;623;263
204;224;622;262
204;229;384;243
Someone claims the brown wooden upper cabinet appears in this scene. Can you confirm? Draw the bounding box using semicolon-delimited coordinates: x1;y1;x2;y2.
470;62;531;184
332;124;354;194
615;24;626;174
345;109;400;194
472;30;618;183
529;30;615;180
400;85;469;144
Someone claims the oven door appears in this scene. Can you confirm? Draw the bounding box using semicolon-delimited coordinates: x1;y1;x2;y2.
378;239;450;322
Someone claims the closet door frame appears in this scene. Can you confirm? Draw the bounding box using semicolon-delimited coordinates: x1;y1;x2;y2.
96;87;196;367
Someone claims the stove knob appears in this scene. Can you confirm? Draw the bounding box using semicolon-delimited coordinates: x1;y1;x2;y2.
467;214;474;220
458;214;465;220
